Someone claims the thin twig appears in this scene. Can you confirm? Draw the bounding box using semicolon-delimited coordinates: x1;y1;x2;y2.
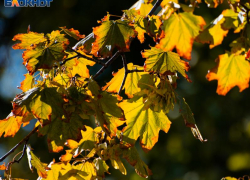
83;51;121;88
118;53;128;95
60;55;79;66
147;0;163;16
93;51;121;79
0;126;39;162
6;140;28;171
70;48;106;66
127;69;144;73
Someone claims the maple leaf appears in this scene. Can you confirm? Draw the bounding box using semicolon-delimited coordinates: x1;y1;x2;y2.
93;158;109;178
88;80;124;136
12;31;46;49
156;12;206;60
221;9;245;32
72;56;96;78
142;46;190;80
19;30;69;74
91;17;135;57
38;113;85;152
102;63;146;98
18;73;35;92
129;0;154;17
0;163;6;170
133;15;162;43
196;13;228;49
60;26;85;40
178;96;207;142
205;0;223;8
12;87;64;123
122;146;152;178
207;52;250;95
26;145;48;178
0;113;23;137
120;97;171;151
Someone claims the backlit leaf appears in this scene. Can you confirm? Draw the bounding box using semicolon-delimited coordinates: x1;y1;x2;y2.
178;96;207;142
102;63;146;98
157;12;205;60
20;30;69;74
72;56;96;78
38;113;85;152
12;31;46;49
142;46;190;80
93;158;109;178
19;73;35;92
0;163;6;170
0;113;23;138
196;14;228;49
73;33;95;54
60;27;85;40
26;145;48;178
91;17;135;57
120;97;171;151
206;52;250;95
122;147;152;178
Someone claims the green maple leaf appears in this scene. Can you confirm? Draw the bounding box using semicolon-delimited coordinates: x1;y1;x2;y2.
91;15;135;57
38;113;85;152
13;30;69;74
120;97;171;151
142;46;190;81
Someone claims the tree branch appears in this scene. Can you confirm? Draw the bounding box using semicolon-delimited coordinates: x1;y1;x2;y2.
147;0;163;16
241;3;250;24
70;48;106;66
0;126;39;163
93;51;121;79
6;140;28;171
83;51;121;88
118;53;128;95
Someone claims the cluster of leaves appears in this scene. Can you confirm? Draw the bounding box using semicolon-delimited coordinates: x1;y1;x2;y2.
0;0;250;179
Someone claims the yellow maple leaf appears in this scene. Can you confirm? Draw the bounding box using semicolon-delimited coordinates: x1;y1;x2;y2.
157;12;206;60
102;63;146;98
120;97;171;152
0;113;23;137
207;52;250;95
142;46;190;81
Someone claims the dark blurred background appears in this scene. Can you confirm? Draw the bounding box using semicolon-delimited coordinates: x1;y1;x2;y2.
0;0;250;179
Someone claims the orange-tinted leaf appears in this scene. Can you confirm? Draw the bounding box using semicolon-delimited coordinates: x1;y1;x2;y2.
60;26;85;40
91;18;135;58
0;113;23;137
142;46;190;80
21;30;69;74
205;0;223;8
196;14;228;49
19;73;35;92
207;52;250;95
157;12;205;60
0;163;6;170
102;63;146;98
12;31;46;49
120;97;171;151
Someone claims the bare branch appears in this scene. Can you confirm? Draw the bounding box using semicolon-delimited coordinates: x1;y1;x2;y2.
147;0;163;16
70;48;106;66
0;126;39;163
6;140;28;171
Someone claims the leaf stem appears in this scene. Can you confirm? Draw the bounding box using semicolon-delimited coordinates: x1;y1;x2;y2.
0;126;38;163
